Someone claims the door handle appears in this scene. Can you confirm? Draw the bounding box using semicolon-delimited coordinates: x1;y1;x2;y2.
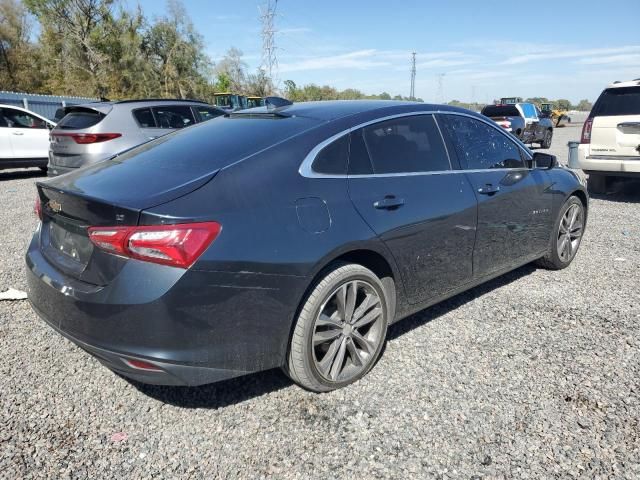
12;131;24;136
477;184;500;195
374;195;405;210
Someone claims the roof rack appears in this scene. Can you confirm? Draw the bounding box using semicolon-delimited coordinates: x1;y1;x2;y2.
113;98;207;104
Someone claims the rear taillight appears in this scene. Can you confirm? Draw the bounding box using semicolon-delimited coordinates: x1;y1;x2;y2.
34;197;42;220
52;133;121;144
580;118;593;144
87;222;221;268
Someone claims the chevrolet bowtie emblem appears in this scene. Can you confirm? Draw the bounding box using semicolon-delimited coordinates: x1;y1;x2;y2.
48;199;62;213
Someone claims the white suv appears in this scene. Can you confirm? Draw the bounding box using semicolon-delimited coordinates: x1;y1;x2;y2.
0;104;55;171
577;79;640;193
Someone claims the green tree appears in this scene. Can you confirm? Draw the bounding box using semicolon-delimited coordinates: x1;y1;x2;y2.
0;0;43;91
576;99;592;111
555;99;572;111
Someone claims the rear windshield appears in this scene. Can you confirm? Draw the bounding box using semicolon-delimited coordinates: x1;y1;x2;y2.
481;105;520;117
56;110;105;130
592;87;640;116
112;115;320;175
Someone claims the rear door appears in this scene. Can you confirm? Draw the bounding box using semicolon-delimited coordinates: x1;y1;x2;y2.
589;86;640;158
439;113;552;278
347;114;477;304
2;107;50;158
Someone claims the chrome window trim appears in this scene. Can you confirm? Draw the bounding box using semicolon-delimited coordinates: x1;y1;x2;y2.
298;110;532;179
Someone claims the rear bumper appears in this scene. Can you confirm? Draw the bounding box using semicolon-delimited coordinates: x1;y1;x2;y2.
47;151;111;177
25;231;305;386
577;145;640;175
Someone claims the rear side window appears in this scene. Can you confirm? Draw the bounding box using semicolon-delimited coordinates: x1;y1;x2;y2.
195;106;224;122
481;105;520;117
592;87;640;116
312;135;348;175
152;105;195;129
442;115;525;170
357;114;450;174
133;108;156;128
57;110;105;130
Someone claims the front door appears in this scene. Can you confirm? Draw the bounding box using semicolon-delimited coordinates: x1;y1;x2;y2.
2;108;50;158
439;113;552;278
347;114;477;304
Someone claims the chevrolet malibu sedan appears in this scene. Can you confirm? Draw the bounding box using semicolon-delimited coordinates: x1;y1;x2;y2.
26;101;588;392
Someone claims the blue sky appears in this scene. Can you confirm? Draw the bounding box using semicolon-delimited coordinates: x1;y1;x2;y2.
130;0;640;103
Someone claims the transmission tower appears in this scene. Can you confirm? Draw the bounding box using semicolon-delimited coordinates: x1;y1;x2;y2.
259;0;279;84
436;73;446;104
409;52;416;100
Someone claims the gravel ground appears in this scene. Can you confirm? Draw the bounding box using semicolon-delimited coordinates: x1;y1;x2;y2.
1;124;639;479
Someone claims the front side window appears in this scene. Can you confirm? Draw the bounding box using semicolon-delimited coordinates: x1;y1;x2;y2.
352;114;450;174
152;105;195;129
2;108;48;129
442;115;525;170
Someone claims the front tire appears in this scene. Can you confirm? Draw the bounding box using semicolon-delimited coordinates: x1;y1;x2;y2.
286;263;390;392
540;129;553;149
536;196;585;270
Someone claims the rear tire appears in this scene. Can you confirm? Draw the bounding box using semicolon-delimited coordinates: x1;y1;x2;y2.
536;196;585;270
285;263;390;392
587;174;608;194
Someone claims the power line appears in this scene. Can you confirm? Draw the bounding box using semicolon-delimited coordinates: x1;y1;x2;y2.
259;0;278;84
409;52;416;100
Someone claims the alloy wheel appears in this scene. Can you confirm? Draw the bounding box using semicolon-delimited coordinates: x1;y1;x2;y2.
557;203;584;262
312;280;385;382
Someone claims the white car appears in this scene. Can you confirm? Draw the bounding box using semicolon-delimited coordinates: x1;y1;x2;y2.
577;79;640;193
0;104;55;171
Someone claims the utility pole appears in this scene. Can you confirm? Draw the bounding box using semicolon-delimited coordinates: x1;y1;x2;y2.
436;72;446;104
409;52;416;100
259;0;278;86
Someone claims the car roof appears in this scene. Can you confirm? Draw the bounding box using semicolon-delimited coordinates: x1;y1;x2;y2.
607;79;640;89
243;100;470;122
68;99;211;111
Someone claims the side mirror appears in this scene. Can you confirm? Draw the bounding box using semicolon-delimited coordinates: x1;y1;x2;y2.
533;152;557;170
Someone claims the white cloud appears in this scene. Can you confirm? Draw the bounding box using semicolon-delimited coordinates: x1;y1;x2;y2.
503;45;640;64
279;49;392;73
577;54;640;66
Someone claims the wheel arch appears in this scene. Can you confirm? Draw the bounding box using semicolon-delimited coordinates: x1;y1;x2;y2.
283;244;402;367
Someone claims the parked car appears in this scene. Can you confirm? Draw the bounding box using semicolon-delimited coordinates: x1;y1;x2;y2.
576;79;640;193
48;99;226;176
0;104;55;171
27;101;588;392
481;102;554;148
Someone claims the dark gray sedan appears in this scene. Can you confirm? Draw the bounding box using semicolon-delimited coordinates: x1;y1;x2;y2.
27;101;587;392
